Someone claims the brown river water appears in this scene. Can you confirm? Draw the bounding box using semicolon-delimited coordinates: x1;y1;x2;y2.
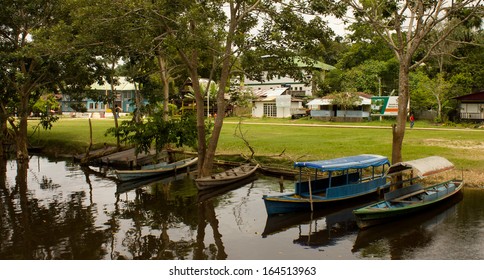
1;156;483;260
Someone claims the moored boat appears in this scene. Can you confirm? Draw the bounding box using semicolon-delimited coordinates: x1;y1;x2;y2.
195;163;259;191
115;157;198;182
262;154;391;215
353;156;464;229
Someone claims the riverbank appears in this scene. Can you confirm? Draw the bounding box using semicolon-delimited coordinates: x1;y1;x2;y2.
27;117;484;187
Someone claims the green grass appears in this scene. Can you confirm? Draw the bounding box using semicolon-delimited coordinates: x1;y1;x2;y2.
28;117;484;173
220;121;484;170
29;118;118;155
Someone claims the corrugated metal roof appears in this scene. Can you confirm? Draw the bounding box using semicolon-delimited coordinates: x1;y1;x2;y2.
294;57;336;71
253;87;290;101
90;77;137;91
307;93;372;106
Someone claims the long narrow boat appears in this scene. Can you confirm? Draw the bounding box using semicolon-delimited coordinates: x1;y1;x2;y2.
195;164;259;191
262;154;391;215
115;157;198;182
353;156;464;229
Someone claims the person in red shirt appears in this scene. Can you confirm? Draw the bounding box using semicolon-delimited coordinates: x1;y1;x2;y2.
409;113;415;128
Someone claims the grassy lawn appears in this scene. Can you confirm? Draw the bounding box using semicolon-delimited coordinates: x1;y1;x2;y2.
29;118;118;154
219;121;484;169
28;116;484;183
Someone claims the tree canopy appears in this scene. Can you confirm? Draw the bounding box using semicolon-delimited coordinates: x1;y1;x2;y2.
1;0;482;169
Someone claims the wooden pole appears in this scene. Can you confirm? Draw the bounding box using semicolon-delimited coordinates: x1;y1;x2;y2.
308;176;314;212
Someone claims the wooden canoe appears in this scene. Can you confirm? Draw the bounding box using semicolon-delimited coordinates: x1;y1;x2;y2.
195;164;259;191
115;157;198;182
353;156;464;229
353;179;464;229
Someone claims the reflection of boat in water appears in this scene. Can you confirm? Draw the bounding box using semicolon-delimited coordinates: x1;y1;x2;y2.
115;172;191;195
352;191;463;254
197;175;257;203
262;203;364;237
262;204;365;248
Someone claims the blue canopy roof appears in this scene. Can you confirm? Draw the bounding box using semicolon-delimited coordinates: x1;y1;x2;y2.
294;154;389;172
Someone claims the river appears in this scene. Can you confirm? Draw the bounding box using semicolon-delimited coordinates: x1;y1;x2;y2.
1;156;483;260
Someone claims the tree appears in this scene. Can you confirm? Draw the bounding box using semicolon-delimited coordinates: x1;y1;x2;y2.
1;0;109;160
151;0;265;177
409;70;434;113
329;91;361;121
429;73;453;121
410;71;454;121
318;0;483;164
0;0;60;160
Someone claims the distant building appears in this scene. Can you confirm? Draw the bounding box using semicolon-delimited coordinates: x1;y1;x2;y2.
60;77;146;118
307;92;372;121
243;58;335;98
251;88;305;118
454;90;484;121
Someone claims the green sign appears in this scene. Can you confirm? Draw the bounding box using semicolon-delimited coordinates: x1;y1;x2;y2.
371;96;399;116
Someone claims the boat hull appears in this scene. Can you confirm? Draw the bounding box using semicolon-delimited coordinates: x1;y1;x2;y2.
115;157;197;182
262;154;391;216
354;180;463;229
263;189;381;216
195;164;259;191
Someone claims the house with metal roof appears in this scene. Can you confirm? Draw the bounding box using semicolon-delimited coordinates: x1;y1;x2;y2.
251;87;305;118
243;57;335;98
60;77;146;118
306;92;373;121
454;90;484;121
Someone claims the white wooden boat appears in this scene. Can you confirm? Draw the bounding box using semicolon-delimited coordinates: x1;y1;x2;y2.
195;164;259;191
115;157;198;182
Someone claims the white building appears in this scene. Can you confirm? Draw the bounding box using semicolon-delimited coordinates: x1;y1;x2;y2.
307;93;373;121
243;58;335;98
244;76;312;97
251;88;305;118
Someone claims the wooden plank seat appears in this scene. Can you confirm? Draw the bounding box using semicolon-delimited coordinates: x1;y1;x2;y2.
384;184;423;201
391;189;426;202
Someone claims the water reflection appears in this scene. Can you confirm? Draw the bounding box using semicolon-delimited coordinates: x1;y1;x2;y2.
262;204;361;249
111;173;237;260
111;175;198;259
0;156;483;260
0;158;108;259
352;192;464;259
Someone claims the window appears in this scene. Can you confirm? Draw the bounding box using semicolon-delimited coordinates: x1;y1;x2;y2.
263;103;277;117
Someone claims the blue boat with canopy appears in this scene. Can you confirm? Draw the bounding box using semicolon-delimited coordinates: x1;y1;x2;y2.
263;154;391;215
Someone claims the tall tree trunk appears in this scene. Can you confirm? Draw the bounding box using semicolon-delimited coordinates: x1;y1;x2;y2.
16;91;30;161
0;110;7;159
157;55;170;122
392;62;410;165
133;81;142;124
199;11;237;177
109;78;121;150
187;64;207;175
